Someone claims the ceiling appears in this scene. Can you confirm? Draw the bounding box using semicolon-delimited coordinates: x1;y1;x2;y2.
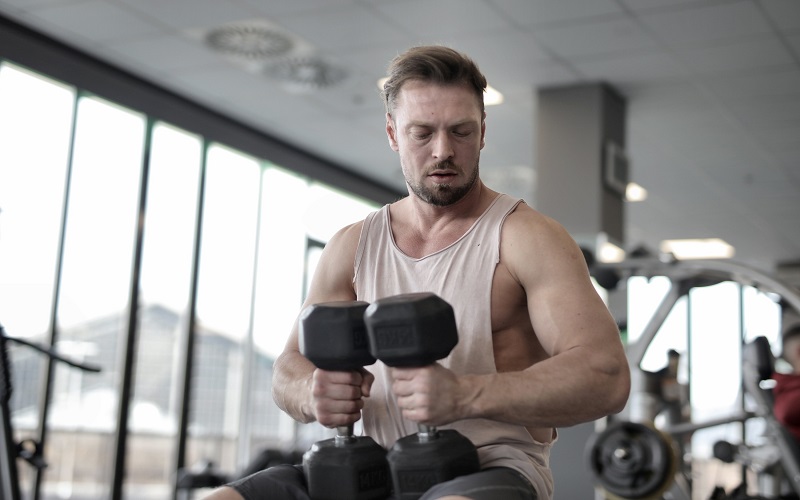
1;0;799;278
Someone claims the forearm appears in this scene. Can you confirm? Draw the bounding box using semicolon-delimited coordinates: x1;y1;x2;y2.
271;349;316;424
461;347;630;428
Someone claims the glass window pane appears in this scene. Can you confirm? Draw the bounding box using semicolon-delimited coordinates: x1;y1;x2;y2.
125;122;203;498
627;276;688;374
743;287;781;346
48;95;145;499
303;182;379;243
0;63;74;336
0;62;76;498
188;144;260;477
689;282;743;458
254;167;308;361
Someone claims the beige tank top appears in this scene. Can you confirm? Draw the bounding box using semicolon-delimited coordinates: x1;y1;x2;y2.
353;193;555;499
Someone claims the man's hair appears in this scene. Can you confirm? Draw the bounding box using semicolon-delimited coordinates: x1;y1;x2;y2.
381;45;488;115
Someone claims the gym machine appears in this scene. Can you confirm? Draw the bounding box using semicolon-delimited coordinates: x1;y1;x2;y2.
584;257;800;500
0;325;101;500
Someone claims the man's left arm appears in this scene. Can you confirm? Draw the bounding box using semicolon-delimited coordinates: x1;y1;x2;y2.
453;208;631;428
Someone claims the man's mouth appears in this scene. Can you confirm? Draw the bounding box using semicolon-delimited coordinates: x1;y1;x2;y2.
429;171;456;182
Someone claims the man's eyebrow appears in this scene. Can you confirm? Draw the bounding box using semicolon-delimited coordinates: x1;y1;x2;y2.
405;119;478;128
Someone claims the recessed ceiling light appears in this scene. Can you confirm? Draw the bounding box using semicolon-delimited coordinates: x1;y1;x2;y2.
268;57;348;92
484;85;504;106
660;238;735;260
205;24;293;60
625;182;647;202
599;240;626;263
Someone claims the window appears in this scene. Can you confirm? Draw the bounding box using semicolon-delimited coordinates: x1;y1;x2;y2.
0;59;380;499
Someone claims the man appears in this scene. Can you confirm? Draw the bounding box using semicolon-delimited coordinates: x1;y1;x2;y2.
774;323;800;442
206;45;630;500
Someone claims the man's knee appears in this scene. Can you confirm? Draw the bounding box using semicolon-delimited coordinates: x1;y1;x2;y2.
211;464;308;500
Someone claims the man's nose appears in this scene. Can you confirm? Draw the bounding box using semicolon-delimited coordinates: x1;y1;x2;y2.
432;133;454;160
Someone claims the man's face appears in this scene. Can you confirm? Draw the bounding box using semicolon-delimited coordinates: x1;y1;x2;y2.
386;81;486;207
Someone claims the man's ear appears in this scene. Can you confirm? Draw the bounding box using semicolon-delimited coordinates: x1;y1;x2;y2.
386;113;399;152
480;110;487;150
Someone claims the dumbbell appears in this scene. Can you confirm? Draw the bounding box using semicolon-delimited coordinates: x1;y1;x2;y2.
363;292;480;500
299;301;390;500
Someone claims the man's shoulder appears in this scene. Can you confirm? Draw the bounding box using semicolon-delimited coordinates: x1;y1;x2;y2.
325;219;369;258
502;201;567;238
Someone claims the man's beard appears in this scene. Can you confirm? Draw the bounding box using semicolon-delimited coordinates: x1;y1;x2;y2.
403;160;480;207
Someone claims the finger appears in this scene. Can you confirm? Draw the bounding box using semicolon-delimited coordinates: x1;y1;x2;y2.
316;369;365;385
316;407;363;427
313;369;368;395
313;395;366;427
390;367;417;381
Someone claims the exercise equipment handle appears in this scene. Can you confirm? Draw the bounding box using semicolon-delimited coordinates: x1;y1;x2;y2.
1;329;102;374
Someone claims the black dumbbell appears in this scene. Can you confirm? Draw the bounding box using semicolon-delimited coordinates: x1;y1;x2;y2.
299;301;390;500
363;292;480;500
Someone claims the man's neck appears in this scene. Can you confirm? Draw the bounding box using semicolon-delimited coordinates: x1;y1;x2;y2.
389;182;498;258
407;181;493;225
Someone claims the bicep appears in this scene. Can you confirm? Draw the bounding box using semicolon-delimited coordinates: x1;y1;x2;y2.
506;213;616;356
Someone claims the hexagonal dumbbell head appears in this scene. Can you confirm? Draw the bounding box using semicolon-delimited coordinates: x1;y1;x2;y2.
363;292;458;368
299;301;375;371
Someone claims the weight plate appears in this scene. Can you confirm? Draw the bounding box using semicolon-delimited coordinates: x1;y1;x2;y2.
585;421;676;499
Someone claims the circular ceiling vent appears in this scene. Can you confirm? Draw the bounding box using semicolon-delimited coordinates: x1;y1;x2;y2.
206;25;293;60
268;57;348;91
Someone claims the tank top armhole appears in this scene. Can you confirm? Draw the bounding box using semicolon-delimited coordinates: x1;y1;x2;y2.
495;198;525;265
353;209;379;287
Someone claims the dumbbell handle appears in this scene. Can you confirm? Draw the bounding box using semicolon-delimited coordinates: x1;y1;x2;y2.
335;423;356;444
417;423;439;442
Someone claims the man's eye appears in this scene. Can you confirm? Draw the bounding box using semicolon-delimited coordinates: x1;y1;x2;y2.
412;133;431;140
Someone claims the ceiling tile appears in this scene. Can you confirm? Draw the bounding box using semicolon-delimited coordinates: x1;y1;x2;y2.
240;0;355;17
371;0;509;39
638;2;774;47
534;16;659;58
114;0;253;32
0;1;21;12
27;1;161;42
704;69;800;100
275;4;408;51
489;0;623;27
760;0;800;32
618;0;707;12
573;50;688;84
625;81;711;113
750;125;800;150
770;146;800;168
108;35;226;72
304;73;387;118
441;30;556;85
677;37;795;75
334;44;408;79
511;60;582;89
727;97;800;128
787;33;800;57
0;0;81;8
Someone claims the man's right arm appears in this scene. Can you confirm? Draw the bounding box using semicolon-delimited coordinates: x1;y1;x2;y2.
270;221;365;425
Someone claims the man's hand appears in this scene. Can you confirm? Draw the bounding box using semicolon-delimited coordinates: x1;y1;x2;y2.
310;368;374;428
390;363;465;426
